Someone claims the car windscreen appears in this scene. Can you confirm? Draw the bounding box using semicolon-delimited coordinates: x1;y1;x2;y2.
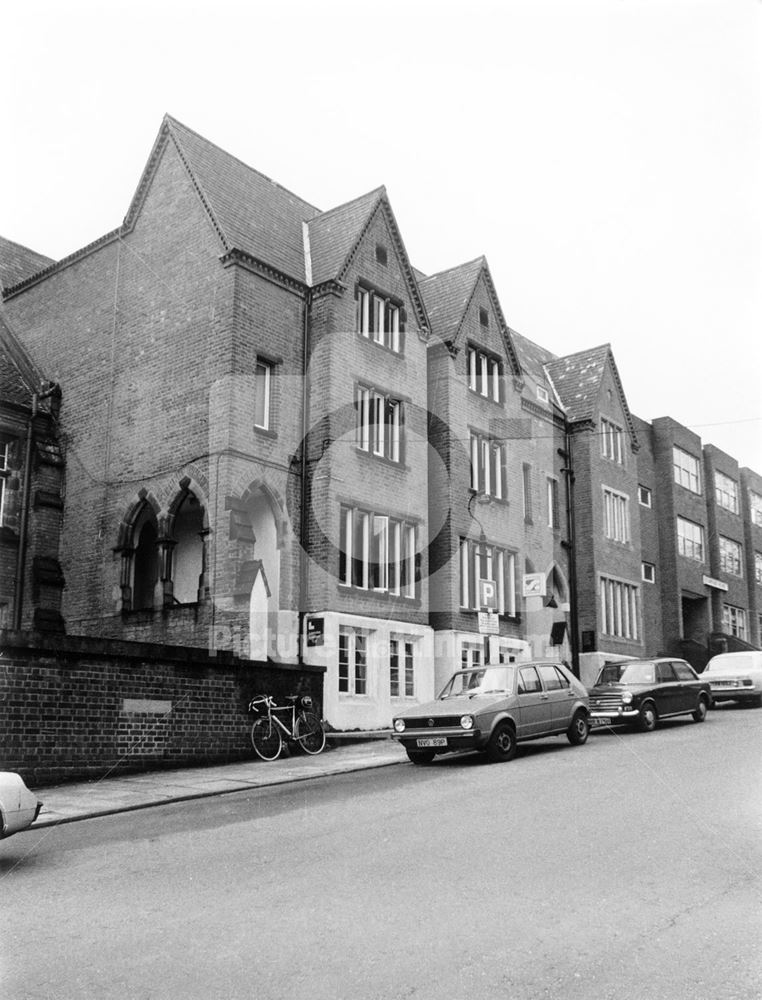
439;666;516;699
596;662;655;685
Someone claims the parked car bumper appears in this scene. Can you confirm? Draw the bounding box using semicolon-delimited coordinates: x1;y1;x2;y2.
392;728;484;753
589;708;640;726
708;681;761;702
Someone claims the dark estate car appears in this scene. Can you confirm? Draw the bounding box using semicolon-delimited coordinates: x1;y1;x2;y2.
392;661;590;764
589;657;711;731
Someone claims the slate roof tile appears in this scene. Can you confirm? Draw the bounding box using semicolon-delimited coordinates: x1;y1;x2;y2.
545;345;611;424
306;187;385;287
0;236;54;293
165;116;321;282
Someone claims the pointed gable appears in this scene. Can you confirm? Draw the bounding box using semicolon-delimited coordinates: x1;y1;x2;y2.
545;344;638;444
306;187;386;286
307;187;430;335
545;345;610;424
125;116;321;283
419;257;521;375
0;236;54;293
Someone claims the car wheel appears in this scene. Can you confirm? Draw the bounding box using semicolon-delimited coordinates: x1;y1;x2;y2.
485;721;517;763
692;695;709;723
637;702;657;732
751;695;762;709
567;710;590;745
405;748;436;765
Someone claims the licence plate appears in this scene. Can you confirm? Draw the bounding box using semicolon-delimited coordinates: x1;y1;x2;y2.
589;718;609;728
417;737;447;748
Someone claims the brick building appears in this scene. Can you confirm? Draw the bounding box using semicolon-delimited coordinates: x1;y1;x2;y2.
2;115;759;740
0;239;65;635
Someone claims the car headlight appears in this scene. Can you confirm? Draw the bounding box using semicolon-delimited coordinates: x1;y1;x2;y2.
622;691;633;704
393;719;406;733
460;715;474;730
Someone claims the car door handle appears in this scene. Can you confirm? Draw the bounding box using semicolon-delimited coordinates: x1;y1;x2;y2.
540;694;549;700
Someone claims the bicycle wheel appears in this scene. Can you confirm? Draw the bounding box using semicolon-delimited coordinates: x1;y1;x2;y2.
251;718;282;761
294;712;326;755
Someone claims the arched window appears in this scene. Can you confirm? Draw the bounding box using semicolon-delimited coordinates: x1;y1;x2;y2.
132;508;159;610
172;492;204;604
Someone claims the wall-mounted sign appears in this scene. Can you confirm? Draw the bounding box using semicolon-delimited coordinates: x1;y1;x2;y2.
478;579;498;610
702;575;728;592
306;617;325;647
478;611;500;635
522;573;546;598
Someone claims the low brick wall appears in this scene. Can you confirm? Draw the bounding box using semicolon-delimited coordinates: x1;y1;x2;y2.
0;630;324;788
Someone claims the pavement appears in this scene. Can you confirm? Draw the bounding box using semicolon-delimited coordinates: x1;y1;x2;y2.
31;737;408;828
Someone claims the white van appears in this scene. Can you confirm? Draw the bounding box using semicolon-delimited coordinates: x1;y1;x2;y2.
703;651;762;707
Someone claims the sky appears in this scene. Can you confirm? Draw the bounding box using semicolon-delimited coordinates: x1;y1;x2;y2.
3;0;761;471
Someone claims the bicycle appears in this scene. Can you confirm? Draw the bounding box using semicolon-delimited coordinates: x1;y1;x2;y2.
248;694;326;761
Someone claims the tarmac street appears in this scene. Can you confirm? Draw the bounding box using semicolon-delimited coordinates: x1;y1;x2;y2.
2;708;761;1000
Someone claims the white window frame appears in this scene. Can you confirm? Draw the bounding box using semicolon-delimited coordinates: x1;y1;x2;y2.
722;605;747;641
715;471;739;514
603;487;630;543
461;642;483;670
467;345;502;402
600;576;639;639
356;384;402;463
340;505;416;598
459;538;515;615
677;516;705;562
719;535;743;577
338;627;369;696
642;562;655;584
254;359;273;430
390;636;416;698
357;286;401;353
638;485;652;509
751;491;762;528
673;446;701;494
600;418;624;464
755;552;762;586
470;431;506;499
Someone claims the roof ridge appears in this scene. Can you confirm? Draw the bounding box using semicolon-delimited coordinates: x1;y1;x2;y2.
420;256;486;283
549;342;611;364
312;185;386;222
164;114;322;216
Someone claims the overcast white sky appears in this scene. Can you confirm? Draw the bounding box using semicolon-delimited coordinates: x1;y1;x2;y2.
4;0;761;471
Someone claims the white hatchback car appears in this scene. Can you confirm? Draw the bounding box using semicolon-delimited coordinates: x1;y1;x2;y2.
703;651;762;707
0;773;43;838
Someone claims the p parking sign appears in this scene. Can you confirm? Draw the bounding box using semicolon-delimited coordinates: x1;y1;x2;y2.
478;579;497;610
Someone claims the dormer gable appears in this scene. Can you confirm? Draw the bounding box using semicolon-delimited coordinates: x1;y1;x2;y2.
545;344;639;450
419;257;521;378
306;188;430;339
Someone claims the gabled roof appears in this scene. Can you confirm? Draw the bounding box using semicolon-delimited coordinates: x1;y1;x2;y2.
0;311;46;408
510;329;557;384
0;236;54;293
418;257;521;375
307;187;430;334
125;115;322;283
544;345;611;424
306;187;385;286
545;344;637;445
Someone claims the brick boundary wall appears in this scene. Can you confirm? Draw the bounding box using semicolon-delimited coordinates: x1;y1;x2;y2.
0;631;325;788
